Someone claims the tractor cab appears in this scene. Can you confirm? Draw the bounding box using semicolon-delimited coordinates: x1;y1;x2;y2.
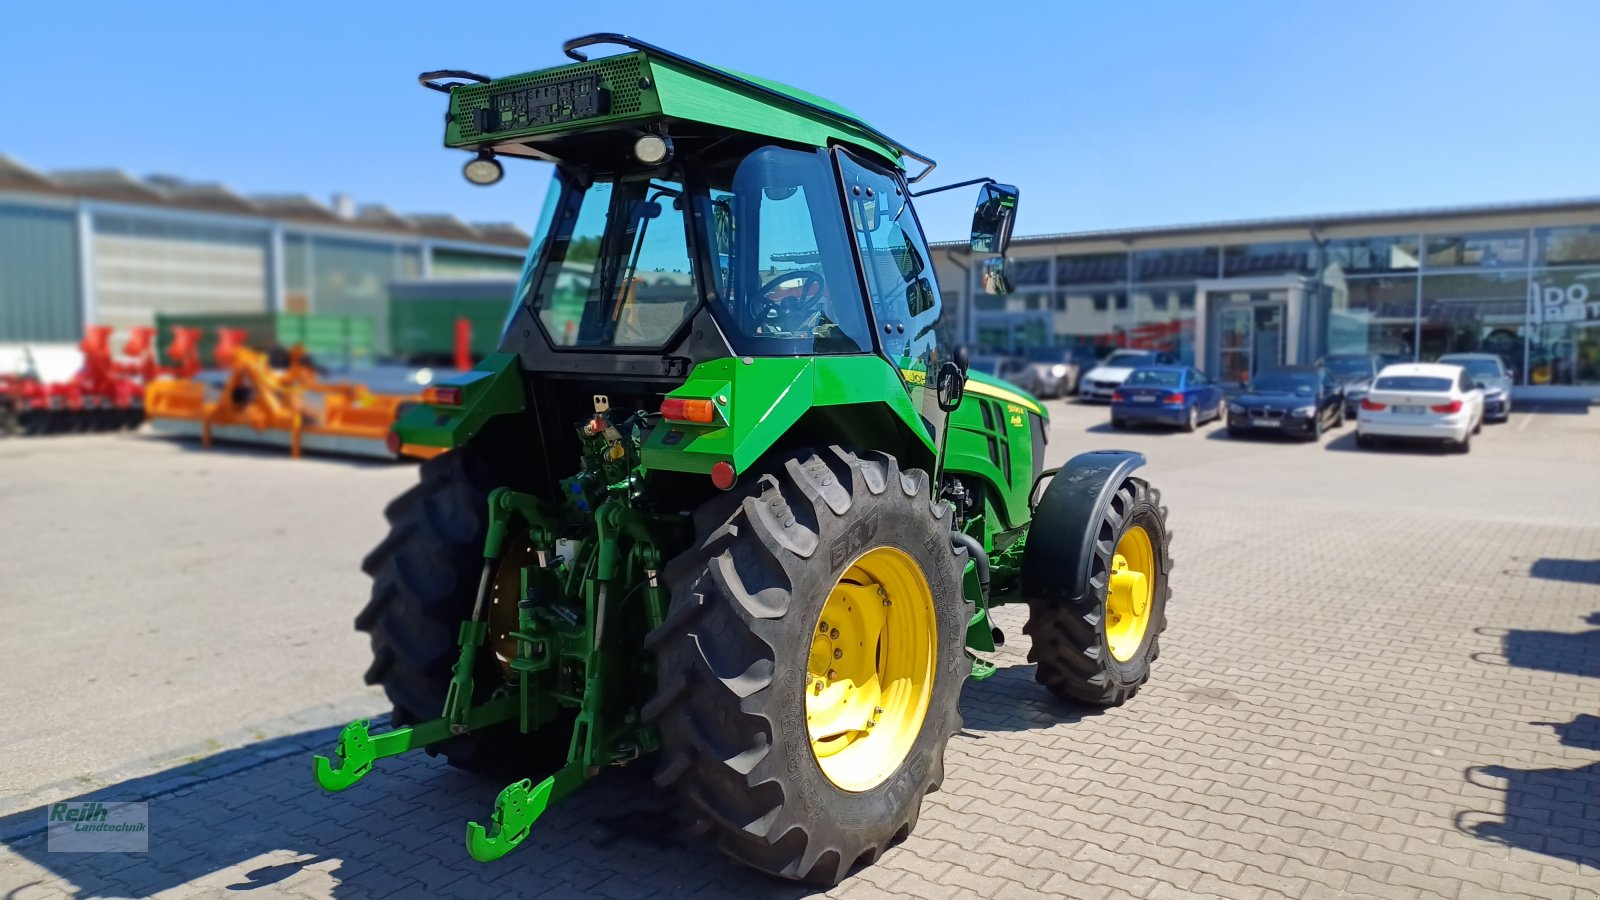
401;35;1019;492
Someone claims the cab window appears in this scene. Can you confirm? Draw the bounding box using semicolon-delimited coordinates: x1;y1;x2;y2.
701;146;872;355
835;150;943;367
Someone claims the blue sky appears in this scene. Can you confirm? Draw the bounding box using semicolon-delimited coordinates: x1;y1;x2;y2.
6;1;1598;243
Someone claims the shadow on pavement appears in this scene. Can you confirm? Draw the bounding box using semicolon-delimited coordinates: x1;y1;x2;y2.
1455;714;1600;872
957;662;1105;733
0;721;819;899
1320;430;1457;454
1471;612;1600;679
1527;558;1600;586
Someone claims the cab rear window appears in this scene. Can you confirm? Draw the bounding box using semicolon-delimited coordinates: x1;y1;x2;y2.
1375;376;1452;392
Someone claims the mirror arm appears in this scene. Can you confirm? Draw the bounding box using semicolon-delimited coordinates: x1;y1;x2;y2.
909;177;995;198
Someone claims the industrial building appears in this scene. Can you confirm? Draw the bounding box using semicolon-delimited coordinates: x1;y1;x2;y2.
934;198;1600;399
0;155;527;355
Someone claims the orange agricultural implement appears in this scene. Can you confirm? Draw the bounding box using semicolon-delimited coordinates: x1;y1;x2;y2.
145;329;418;460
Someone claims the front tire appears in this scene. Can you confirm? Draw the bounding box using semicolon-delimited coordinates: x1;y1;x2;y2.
648;448;969;885
1024;477;1170;707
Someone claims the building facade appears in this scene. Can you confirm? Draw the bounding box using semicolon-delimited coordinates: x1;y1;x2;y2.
0;156;528;354
934;198;1600;398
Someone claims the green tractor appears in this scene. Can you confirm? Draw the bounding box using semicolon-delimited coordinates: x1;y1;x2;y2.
313;33;1171;884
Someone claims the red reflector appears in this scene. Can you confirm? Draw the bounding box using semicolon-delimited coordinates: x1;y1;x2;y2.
1111;391;1126;403
1360;398;1386;411
711;460;736;490
661;397;716;423
1164;393;1185;404
386;430;402;454
1431;399;1463;413
426;386;462;406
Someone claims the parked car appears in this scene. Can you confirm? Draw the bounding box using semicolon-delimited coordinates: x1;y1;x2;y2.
1016;347;1083;399
1318;353;1385;417
1436;353;1512;422
968;355;1031;391
1111;366;1226;431
1078;349;1177;402
1226;365;1345;441
1356;363;1484;452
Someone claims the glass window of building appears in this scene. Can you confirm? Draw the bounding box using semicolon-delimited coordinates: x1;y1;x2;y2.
1222;241;1317;277
1535;225;1600;266
1133;246;1219;281
1324;235;1421;274
1057;252;1128;285
1128;286;1196;364
1527;266;1600;386
1418;271;1528;380
1007;257;1053;287
1327;276;1418;362
1423;231;1528;269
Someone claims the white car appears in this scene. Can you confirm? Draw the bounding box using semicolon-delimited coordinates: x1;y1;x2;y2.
1356;363;1484;453
1077;349;1176;402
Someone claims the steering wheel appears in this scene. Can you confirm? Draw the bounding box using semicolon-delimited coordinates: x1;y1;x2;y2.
755;271;827;328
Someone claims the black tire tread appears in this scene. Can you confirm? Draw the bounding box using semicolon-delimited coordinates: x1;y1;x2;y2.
648;447;968;885
1023;477;1170;707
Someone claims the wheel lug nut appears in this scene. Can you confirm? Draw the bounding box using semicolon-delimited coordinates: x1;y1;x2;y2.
827;669;836;679
874;706;884;714
833;648;843;659
830;628;839;640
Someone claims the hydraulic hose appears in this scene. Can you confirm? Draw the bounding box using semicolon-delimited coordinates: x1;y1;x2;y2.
950;531;990;600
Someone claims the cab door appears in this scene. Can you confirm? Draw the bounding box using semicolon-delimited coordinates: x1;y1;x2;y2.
834;148;948;441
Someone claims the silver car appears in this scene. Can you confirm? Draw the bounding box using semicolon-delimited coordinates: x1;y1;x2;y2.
1436;353;1513;422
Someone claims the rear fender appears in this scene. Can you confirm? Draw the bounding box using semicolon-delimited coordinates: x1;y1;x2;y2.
641;356;933;476
393;352;525;451
1020;450;1147;606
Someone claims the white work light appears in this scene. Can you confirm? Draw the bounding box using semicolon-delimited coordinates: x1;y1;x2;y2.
634;134;673;165
464;151;504;186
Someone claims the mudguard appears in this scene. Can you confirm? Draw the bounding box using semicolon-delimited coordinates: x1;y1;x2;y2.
1020;449;1147;606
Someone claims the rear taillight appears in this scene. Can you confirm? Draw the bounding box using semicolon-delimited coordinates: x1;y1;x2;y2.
1111;391;1126;403
1163;393;1184;404
1431;399;1463;413
425;386;462;406
1360;398;1386;411
661;397;717;423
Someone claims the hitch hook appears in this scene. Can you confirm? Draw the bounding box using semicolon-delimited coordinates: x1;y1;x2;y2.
312;720;377;792
465;775;553;862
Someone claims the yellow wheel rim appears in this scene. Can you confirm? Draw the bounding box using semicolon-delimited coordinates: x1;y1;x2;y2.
806;546;936;793
1106;524;1155;663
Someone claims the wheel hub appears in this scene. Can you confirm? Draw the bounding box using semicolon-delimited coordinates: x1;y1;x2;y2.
805;546;935;792
1105;525;1155;662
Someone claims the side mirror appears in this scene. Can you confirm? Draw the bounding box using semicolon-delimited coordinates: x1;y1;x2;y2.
970;183;1019;255
979;257;1012;296
936;360;966;413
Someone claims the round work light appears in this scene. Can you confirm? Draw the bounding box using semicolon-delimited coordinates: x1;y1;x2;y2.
463;151;503;186
634;134;673;165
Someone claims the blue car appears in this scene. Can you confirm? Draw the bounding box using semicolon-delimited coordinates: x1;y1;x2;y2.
1110;365;1226;431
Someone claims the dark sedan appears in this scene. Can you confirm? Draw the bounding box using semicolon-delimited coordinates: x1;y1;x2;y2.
1226;365;1346;441
1318;353;1385;416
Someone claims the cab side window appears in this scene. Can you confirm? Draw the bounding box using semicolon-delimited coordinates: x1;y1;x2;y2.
834;150;943;366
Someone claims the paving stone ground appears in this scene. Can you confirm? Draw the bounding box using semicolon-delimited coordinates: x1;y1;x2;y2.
2;403;1597;899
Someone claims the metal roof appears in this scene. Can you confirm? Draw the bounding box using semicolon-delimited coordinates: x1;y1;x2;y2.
933;195;1600;250
0;153;530;249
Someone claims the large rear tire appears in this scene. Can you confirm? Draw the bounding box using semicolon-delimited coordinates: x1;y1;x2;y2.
1024;477;1170;706
648;447;969;885
355;446;570;776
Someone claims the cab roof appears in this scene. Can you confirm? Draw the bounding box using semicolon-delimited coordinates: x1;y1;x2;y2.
436;34;929;177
